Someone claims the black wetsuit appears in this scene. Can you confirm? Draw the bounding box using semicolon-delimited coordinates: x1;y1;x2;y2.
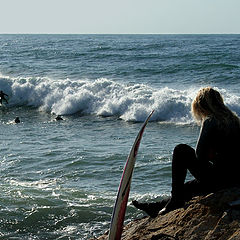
0;92;8;104
133;117;240;217
172;117;240;202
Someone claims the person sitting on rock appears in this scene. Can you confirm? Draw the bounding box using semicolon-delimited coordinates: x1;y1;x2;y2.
133;87;240;217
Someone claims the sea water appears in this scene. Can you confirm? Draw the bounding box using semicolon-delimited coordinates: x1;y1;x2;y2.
0;34;240;239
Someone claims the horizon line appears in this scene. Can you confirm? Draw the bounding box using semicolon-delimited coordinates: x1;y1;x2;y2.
0;33;240;35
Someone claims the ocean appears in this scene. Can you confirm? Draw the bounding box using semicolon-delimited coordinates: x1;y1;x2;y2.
0;34;240;239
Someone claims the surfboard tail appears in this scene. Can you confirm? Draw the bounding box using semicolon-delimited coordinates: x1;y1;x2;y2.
108;110;154;240
114;187;130;240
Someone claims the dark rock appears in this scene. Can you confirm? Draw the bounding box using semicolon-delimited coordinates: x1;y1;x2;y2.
95;187;240;240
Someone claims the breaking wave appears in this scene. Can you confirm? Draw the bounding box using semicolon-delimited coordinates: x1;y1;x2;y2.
1;74;240;123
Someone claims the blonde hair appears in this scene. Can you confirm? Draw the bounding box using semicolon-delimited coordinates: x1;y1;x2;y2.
191;87;240;127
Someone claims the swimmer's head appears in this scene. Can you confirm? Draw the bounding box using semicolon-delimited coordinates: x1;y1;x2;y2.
15;117;20;123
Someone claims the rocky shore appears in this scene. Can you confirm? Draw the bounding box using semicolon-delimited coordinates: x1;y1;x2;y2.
95;187;240;240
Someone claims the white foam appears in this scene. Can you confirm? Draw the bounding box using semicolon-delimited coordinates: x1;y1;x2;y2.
1;74;240;123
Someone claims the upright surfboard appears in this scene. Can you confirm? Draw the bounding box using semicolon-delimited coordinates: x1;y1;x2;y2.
108;110;154;240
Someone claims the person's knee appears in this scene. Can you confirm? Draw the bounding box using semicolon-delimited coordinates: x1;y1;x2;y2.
173;144;193;154
173;144;195;162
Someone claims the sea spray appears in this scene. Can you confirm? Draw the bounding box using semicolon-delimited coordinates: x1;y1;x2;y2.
1;75;240;123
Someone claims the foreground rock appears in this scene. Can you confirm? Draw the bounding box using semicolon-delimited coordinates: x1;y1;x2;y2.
95;187;240;240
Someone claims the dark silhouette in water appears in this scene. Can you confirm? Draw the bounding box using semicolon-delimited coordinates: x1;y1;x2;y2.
0;90;8;104
14;117;20;123
55;115;63;121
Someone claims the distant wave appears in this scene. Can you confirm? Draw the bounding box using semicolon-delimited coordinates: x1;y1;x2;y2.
1;74;240;123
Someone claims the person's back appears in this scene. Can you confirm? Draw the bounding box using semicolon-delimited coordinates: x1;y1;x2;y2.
215;120;240;185
195;99;240;187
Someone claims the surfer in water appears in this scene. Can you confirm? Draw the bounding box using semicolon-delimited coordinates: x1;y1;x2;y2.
55;115;63;121
133;87;240;217
0;90;9;104
14;117;20;123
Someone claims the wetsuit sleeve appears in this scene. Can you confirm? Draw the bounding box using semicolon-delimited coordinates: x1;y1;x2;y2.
195;118;217;163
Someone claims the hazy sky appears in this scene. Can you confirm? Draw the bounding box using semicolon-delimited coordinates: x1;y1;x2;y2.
0;0;239;34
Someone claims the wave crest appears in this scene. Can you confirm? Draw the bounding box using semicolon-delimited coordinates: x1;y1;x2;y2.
1;74;240;123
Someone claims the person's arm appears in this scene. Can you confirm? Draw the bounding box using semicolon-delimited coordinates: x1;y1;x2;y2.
196;118;217;163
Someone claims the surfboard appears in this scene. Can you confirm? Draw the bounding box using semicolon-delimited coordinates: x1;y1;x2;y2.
108;110;154;240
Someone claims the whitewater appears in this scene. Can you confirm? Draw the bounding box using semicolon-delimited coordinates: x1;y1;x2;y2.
0;34;240;239
1;75;240;123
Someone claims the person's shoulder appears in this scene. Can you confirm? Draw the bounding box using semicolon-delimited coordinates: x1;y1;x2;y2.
203;117;217;126
201;117;219;133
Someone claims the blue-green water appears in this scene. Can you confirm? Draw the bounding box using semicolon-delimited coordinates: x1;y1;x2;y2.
0;34;240;239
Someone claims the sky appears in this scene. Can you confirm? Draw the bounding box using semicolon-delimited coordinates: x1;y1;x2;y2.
0;0;239;34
